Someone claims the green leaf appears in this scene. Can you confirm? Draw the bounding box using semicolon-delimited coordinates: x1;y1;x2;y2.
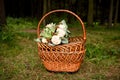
61;38;68;44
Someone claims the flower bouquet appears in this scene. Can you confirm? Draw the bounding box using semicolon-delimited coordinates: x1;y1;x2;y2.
35;20;70;46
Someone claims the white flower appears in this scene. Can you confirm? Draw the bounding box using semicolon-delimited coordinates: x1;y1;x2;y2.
46;23;55;28
51;35;61;45
56;28;66;37
59;20;68;30
58;24;66;30
41;37;48;43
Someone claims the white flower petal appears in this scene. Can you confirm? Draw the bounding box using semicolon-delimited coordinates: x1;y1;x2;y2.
41;37;48;43
58;24;66;30
59;20;68;30
51;35;61;45
46;23;55;28
56;28;66;37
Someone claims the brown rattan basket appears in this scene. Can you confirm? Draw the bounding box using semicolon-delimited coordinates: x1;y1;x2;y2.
37;9;86;72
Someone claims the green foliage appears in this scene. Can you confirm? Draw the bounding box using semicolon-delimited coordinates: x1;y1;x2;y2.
91;74;106;80
40;25;55;38
6;17;38;31
86;44;106;58
0;28;15;48
0;30;14;42
0;17;120;80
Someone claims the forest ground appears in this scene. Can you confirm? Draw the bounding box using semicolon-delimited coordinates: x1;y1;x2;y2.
0;17;120;80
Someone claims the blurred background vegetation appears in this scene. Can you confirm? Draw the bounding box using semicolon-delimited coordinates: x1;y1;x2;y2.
0;0;120;80
0;0;120;28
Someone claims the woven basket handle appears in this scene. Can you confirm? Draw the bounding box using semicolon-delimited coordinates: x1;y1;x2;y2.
37;9;86;40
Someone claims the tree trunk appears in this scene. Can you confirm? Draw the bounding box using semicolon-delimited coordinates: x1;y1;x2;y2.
47;0;51;22
31;0;34;18
47;0;51;11
0;0;6;29
18;0;24;17
68;0;77;23
36;0;42;19
43;0;47;25
108;0;113;28
114;0;119;26
87;0;94;27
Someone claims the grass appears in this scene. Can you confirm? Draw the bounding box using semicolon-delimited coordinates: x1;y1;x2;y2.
0;17;120;80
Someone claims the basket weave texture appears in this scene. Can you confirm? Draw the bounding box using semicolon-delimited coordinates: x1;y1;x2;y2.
37;10;86;72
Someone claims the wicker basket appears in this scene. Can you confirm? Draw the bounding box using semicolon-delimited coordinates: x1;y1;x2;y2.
37;10;86;72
